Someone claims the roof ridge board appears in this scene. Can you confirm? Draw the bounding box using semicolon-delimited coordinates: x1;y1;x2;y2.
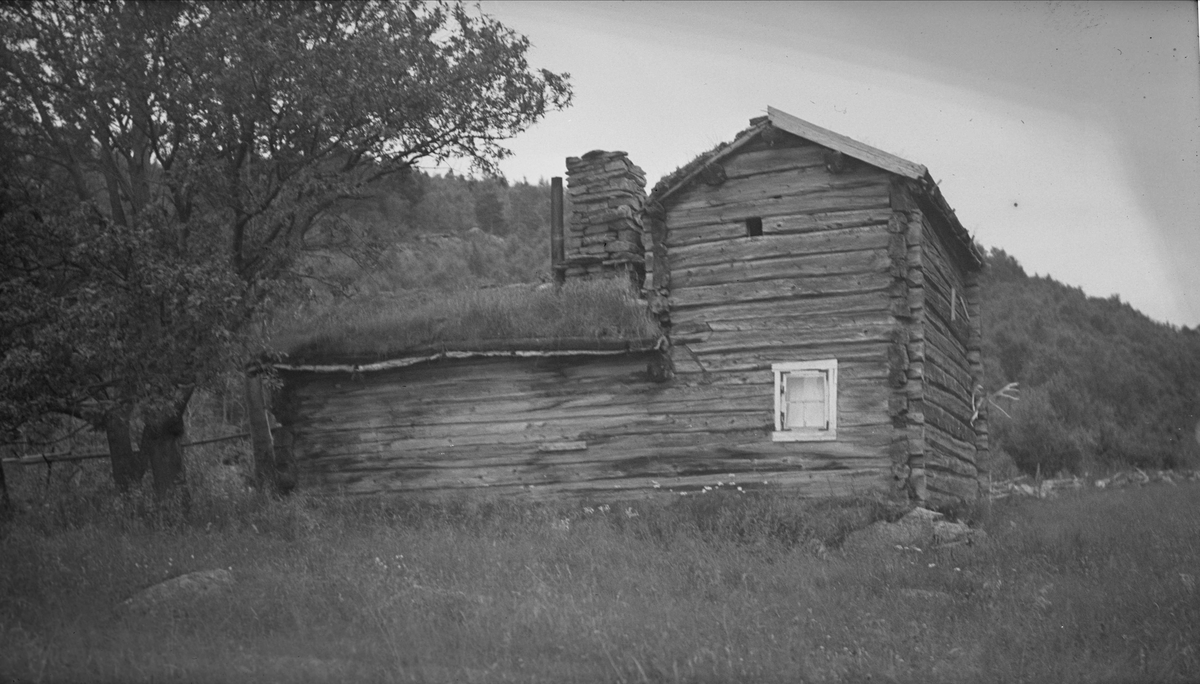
766;106;927;180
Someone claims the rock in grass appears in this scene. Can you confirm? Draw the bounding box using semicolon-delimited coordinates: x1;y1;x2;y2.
841;507;984;554
119;568;234;614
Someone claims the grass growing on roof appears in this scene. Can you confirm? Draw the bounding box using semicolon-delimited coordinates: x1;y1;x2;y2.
272;277;661;362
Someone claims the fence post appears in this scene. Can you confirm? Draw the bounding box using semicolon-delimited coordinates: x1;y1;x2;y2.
551;176;565;286
245;372;276;491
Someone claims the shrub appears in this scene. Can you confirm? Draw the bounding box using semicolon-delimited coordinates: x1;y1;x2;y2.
993;385;1088;476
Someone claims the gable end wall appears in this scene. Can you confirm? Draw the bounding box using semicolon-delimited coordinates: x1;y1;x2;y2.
656;134;905;498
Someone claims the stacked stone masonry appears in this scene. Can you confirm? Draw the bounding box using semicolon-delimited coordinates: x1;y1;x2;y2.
564;151;647;284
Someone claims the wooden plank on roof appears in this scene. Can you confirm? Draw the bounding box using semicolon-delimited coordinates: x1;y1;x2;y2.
767;106;928;180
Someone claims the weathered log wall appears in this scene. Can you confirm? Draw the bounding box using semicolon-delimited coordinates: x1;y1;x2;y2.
277;126;985;505
888;181;980;503
654;134;901;496
277;352;875;499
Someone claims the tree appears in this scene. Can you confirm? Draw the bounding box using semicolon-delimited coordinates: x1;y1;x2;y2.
0;0;571;495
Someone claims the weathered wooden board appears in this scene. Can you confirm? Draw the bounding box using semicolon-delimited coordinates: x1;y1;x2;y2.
670;224;890;269
667;208;893;248
718;138;827;180
671;291;892;326
301;467;890;501
666;184;892;231
281;349;904;499
674;343;889;375
672;247;892;290
669;271;894;309
668;165;893;216
683;324;897;356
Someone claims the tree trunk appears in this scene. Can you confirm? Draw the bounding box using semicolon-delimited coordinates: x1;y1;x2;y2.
141;392;192;500
245;373;277;491
0;455;12;517
106;404;146;490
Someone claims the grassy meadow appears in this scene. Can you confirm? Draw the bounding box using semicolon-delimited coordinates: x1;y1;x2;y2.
2;445;1199;683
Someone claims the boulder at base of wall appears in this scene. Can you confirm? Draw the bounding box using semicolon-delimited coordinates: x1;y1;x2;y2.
841;507;985;555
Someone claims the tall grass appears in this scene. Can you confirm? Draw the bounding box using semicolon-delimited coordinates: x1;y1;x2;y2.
272;277;661;362
3;444;1199;683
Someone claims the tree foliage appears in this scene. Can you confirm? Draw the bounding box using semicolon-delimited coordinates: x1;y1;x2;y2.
982;249;1200;475
0;0;570;493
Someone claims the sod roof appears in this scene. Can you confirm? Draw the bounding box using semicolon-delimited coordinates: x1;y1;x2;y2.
271;277;663;367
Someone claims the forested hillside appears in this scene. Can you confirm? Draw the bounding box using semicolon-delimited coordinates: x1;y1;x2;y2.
981;249;1200;475
308;171;554;294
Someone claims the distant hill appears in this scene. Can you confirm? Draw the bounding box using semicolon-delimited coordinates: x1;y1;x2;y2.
980;248;1200;475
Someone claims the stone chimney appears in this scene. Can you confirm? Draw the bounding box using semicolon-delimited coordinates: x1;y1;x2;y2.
563;151;646;286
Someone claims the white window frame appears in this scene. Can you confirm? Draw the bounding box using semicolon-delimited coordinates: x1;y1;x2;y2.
772;360;838;442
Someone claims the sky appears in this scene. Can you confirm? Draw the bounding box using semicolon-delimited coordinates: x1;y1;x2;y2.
469;1;1200;329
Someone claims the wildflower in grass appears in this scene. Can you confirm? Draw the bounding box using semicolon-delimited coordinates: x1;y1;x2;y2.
583;506;595;515
598;505;610;514
551;518;571;531
624;507;638;518
651;480;660;488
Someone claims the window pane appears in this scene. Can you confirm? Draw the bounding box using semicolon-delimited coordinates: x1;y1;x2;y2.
785;372;826;429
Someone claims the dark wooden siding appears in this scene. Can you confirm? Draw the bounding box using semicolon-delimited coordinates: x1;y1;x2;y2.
277;352;877;499
910;200;979;501
658;135;901;496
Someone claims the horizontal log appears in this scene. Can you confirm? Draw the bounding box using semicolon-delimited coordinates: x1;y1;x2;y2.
303;422;899;471
298;466;891;501
669;270;893;309
674;342;888;374
669;165;891;216
666;360;890;387
921;325;973;390
718;142;827;180
670;224;890;270
924;427;978;468
921;377;973;422
921;357;971;399
672;247;891;290
923;401;976;445
671;290;892;323
666;184;892;231
683;324;896;356
924;469;980;503
300;442;898;488
311;375;779;414
299;378;891;444
300;429;898;470
702;310;896;336
666;208;893;248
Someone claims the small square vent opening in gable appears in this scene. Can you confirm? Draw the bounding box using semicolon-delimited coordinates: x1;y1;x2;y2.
746;217;763;237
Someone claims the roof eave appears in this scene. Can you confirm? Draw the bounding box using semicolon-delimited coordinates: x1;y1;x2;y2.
915;172;985;269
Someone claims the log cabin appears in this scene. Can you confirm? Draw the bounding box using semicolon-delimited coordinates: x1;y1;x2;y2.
272;106;987;505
